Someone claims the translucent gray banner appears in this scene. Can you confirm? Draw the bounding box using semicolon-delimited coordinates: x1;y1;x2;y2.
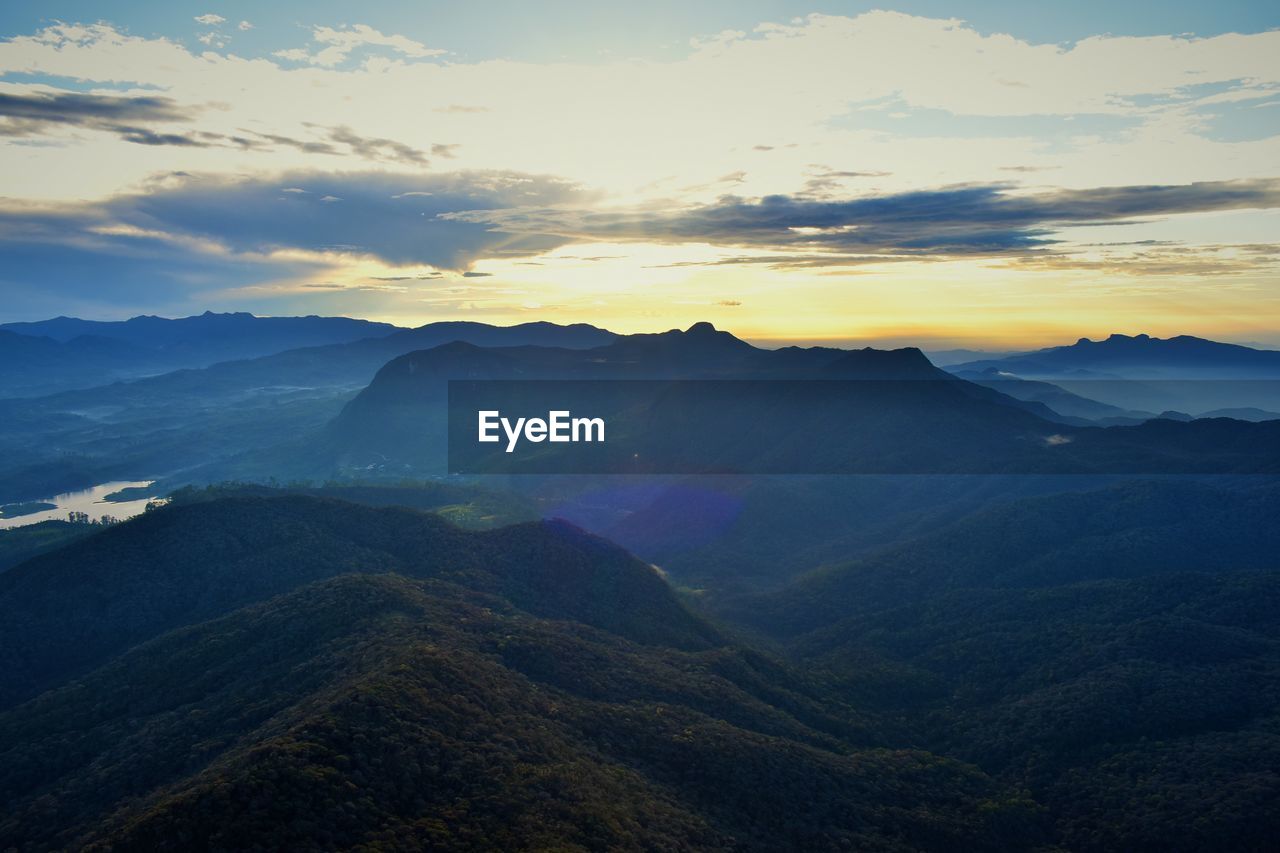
446;380;1280;475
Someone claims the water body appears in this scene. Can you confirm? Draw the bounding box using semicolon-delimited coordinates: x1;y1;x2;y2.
0;481;159;530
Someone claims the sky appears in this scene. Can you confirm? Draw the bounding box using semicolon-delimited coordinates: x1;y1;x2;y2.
0;2;1278;348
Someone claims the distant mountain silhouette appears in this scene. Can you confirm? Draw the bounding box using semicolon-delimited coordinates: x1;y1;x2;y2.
1198;406;1280;421
21;318;621;405
325;323;1050;474
347;322;945;384
325;323;1280;477
0;311;400;396
2;310;398;352
5;320;1277;501
953;368;1158;423
0;328;161;397
949;333;1280;379
948;334;1280;416
924;347;1025;367
0;319;621;501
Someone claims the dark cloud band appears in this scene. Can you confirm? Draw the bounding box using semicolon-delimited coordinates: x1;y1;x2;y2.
0;92;447;163
1;170;1277;320
453;178;1280;266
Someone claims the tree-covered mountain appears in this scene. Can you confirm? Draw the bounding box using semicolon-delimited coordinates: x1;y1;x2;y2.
0;496;1041;852
0;518;98;572
5;480;1277;850
725;479;1280;631
0;495;721;709
715;478;1280;852
166;480;539;529
545;474;1117;593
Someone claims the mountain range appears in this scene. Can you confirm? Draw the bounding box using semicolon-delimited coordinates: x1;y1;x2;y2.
715;478;1280;851
0;318;619;502
2;312;1280;849
324;323;1280;477
948;333;1280;379
6;319;1279;506
0;495;1040;851
2;476;1277;849
0;311;402;397
949;334;1280;416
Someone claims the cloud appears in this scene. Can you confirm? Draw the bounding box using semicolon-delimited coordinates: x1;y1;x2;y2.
0;170;595;317
112;127;210;146
0;91;195;142
274;24;444;67
1011;242;1280;277
324;124;429;165
197;32;228;49
1000;165;1059;173
800;166;894;197
0;13;1278;320
225;125;437;165
242;130;338;156
1;169;586;273
237;21;253;31
451;178;1280;268
3;15;1278;205
678;170;748;194
0;92;344;153
193;14;225;26
0;203;327;318
0;94;438;160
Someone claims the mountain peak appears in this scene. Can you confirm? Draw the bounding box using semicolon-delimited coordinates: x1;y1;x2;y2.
685;321;718;335
821;346;946;380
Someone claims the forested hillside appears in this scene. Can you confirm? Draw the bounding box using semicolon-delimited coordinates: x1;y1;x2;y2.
0;497;1041;851
720;479;1280;852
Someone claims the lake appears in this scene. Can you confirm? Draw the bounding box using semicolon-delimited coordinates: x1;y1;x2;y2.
0;481;160;530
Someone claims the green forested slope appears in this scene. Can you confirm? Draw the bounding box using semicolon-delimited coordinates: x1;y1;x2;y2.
726;479;1280;852
0;499;1041;852
0;496;718;710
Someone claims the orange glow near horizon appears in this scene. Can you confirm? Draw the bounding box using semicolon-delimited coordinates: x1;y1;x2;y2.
242;245;1280;350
